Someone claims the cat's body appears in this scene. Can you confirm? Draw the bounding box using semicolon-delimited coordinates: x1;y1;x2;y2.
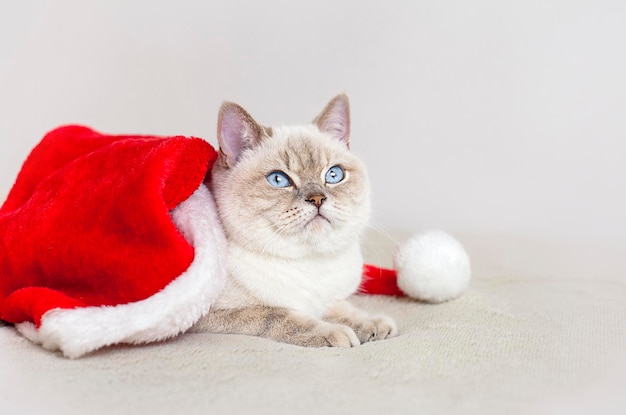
192;95;397;347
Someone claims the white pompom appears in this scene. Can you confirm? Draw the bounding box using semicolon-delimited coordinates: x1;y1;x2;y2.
393;230;471;303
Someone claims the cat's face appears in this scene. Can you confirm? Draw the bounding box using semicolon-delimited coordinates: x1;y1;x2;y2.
210;95;370;259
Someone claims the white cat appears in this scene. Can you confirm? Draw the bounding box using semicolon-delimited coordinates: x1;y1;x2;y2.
192;94;397;347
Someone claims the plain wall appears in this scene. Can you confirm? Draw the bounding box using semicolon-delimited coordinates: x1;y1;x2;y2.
1;0;625;242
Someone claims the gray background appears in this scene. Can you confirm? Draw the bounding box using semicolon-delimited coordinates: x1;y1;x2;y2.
1;0;625;243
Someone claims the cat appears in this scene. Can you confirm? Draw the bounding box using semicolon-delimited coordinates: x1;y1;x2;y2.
192;94;397;347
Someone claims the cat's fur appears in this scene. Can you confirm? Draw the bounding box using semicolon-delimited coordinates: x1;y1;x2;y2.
192;94;397;347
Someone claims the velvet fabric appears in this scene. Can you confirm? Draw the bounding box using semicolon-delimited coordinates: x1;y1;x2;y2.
0;125;218;327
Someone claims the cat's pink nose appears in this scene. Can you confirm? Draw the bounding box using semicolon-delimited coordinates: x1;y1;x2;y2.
305;194;326;208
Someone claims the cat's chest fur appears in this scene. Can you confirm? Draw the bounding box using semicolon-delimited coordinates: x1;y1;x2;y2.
214;242;364;317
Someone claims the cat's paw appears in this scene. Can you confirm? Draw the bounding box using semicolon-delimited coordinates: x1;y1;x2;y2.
298;323;360;348
351;316;398;343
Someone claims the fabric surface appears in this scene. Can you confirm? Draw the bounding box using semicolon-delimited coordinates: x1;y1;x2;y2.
0;125;217;326
1;232;625;414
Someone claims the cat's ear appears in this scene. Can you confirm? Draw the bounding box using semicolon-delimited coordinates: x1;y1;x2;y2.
313;94;351;146
217;101;267;167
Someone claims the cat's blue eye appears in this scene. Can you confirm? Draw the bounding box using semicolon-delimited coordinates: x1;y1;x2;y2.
266;171;292;188
325;165;345;184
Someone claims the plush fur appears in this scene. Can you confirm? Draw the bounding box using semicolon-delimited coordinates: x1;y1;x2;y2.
0;125;226;357
192;94;397;346
394;230;471;303
17;185;227;358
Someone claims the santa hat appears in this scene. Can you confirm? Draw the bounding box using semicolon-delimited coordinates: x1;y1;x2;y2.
0;125;227;358
0;125;470;358
360;230;471;303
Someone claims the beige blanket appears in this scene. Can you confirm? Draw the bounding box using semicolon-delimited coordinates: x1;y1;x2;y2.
1;231;625;414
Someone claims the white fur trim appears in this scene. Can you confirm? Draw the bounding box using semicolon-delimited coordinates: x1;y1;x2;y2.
394;230;471;303
16;184;227;358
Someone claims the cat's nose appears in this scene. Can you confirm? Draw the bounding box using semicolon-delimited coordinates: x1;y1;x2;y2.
305;194;326;208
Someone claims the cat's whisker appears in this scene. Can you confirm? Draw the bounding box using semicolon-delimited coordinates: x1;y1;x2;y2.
366;224;399;245
360;223;403;268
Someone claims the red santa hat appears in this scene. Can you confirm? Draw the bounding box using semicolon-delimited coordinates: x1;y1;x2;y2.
0;125;470;358
0;125;227;358
360;230;471;303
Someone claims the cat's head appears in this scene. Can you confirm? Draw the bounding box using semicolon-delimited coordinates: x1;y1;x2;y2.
209;94;371;258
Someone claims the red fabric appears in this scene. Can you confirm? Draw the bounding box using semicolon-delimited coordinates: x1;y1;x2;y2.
0;125;218;325
359;264;405;297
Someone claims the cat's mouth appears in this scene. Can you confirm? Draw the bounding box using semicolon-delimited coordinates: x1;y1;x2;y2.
305;214;331;229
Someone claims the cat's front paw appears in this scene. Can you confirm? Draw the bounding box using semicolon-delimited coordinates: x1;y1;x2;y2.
299;323;360;348
351;316;398;343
